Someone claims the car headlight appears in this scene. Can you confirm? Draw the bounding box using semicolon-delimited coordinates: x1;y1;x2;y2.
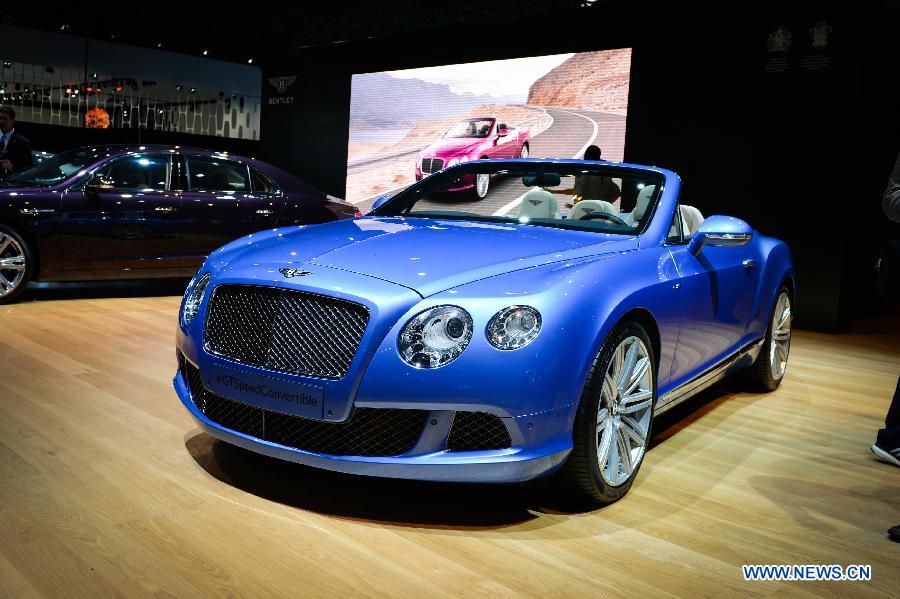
447;157;460;167
398;305;473;368
182;272;211;324
486;306;542;350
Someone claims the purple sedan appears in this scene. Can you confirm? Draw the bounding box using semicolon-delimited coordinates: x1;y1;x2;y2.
0;145;358;303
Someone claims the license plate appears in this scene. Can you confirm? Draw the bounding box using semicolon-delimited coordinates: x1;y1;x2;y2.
203;366;324;420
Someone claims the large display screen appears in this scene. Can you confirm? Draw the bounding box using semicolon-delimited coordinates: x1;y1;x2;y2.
346;49;632;211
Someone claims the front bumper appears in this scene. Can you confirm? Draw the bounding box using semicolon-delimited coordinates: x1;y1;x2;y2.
174;365;571;483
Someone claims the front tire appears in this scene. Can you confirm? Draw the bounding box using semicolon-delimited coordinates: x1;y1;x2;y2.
0;225;33;304
747;287;792;391
558;321;656;505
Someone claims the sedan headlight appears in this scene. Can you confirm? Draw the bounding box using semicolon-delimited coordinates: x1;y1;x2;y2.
486;306;542;350
398;305;473;368
182;272;211;324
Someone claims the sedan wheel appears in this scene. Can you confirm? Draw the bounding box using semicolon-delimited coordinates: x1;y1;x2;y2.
0;228;30;304
558;321;656;505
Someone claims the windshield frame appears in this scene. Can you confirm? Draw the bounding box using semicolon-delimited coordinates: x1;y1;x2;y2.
444;118;496;139
370;160;667;236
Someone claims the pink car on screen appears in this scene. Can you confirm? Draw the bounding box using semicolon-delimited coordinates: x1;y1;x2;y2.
415;117;530;199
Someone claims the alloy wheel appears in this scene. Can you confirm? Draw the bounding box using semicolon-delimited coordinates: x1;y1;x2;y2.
475;173;490;198
0;232;27;299
597;335;653;487
769;292;792;380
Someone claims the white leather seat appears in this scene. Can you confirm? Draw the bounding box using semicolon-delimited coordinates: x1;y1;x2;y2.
518;189;561;219
679;205;705;236
568;200;618;221
622;185;655;227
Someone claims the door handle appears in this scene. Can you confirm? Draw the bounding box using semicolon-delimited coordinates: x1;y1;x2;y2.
154;206;177;213
742;259;756;270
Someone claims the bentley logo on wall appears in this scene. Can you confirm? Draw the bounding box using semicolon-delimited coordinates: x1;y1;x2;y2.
279;267;313;278
268;75;297;105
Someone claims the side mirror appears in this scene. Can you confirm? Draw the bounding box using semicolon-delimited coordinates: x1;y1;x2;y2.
688;215;753;256
370;194;392;212
497;124;509;137
84;174;114;195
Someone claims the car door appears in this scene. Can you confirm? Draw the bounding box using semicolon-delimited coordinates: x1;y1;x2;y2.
49;152;182;273
493;122;518;158
177;154;282;269
667;206;761;387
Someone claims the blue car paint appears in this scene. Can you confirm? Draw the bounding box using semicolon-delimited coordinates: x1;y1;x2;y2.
174;160;795;483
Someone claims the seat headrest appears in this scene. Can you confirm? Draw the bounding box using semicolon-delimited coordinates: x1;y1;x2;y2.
522;172;561;187
568;199;618;221
631;185;655;221
679;205;705;236
517;189;560;219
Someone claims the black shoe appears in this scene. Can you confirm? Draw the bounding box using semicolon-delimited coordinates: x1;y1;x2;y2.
889;525;900;543
871;443;900;467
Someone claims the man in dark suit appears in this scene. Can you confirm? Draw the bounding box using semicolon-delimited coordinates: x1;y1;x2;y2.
0;107;33;179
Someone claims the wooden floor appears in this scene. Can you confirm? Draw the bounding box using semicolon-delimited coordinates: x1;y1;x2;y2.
1;284;898;598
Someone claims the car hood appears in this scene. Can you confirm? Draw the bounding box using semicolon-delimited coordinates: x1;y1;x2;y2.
421;138;483;156
212;217;638;297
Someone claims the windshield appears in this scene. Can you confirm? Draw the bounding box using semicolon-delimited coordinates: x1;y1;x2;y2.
444;119;494;139
3;147;113;187
372;162;664;235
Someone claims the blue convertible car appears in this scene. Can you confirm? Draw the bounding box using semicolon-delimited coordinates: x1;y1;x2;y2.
174;159;795;504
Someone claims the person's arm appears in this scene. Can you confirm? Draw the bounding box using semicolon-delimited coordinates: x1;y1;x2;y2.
544;187;575;195
884;152;900;223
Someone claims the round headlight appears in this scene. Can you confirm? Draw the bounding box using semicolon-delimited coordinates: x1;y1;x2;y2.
486;306;542;350
398;305;473;368
182;272;211;324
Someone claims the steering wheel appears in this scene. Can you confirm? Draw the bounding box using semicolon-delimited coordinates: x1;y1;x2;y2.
578;211;628;226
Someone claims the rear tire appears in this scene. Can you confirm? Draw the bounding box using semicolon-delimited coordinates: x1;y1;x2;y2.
473;172;490;200
0;225;33;304
746;287;792;391
557;321;656;506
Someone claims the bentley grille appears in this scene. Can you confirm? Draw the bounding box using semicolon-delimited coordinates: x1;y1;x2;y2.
421;158;444;173
204;285;369;380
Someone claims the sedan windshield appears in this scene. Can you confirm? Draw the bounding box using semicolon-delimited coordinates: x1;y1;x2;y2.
372;162;664;235
444;119;494;139
3;146;113;187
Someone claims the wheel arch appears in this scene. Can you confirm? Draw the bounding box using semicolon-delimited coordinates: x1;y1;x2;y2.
620;307;662;373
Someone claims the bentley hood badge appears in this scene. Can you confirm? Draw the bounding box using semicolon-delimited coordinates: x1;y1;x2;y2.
279;267;313;278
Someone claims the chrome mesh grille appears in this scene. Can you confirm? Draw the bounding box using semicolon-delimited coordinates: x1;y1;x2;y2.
180;356;427;456
204;285;369;379
446;411;512;451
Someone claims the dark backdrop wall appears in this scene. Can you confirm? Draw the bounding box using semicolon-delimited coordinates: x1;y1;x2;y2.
259;1;900;332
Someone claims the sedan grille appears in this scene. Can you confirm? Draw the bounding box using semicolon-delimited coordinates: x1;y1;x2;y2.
181;356;428;456
204;285;369;380
421;157;444;173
